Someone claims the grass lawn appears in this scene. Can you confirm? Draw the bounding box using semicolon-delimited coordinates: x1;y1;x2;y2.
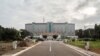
90;40;100;48
68;40;85;48
68;40;100;48
66;39;100;54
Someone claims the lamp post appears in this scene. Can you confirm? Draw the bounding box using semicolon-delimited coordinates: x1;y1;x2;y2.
19;30;22;37
84;25;92;38
84;25;91;50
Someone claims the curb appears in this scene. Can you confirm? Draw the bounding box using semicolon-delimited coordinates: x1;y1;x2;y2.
62;43;100;56
2;42;41;56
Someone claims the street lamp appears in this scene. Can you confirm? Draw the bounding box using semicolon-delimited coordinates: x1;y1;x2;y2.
84;25;92;38
19;30;22;37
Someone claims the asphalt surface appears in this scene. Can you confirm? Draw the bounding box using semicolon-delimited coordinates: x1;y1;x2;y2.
18;41;87;56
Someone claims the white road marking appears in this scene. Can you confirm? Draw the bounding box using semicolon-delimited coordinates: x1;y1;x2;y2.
60;42;91;56
49;41;52;52
10;42;41;56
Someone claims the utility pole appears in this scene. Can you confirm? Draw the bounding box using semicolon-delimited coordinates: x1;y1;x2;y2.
43;17;45;23
84;25;92;38
84;25;87;30
83;25;86;37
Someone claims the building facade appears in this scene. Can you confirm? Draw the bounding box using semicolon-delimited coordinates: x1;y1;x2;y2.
25;22;75;39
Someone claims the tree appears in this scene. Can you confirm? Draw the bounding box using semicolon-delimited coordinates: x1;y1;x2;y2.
2;28;19;41
84;29;94;38
76;24;100;40
0;25;4;40
0;25;32;41
76;29;84;38
20;29;31;39
94;24;100;39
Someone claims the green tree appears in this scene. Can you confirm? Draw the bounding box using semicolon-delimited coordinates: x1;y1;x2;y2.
76;29;84;38
94;24;100;39
20;29;31;39
84;29;94;38
2;28;19;41
0;25;4;40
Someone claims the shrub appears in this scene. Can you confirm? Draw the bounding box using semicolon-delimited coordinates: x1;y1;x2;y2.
18;41;28;47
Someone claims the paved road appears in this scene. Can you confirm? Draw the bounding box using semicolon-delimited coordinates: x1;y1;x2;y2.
18;41;86;56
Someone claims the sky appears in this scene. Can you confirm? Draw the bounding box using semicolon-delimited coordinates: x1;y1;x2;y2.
0;0;100;30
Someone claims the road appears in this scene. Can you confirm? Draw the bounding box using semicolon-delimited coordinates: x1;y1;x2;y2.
18;41;86;56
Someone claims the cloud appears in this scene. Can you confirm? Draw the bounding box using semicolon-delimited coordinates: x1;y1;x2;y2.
79;7;97;16
0;0;100;29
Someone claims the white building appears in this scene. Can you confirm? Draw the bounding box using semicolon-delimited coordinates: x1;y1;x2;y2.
25;22;75;39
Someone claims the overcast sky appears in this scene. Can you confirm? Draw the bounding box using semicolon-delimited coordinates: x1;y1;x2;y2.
0;0;100;30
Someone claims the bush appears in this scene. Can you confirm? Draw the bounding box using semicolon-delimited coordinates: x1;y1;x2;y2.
78;38;83;41
36;38;44;42
18;41;28;47
72;39;75;42
78;38;97;41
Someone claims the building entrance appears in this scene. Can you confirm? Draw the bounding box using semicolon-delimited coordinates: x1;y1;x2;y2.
42;34;59;40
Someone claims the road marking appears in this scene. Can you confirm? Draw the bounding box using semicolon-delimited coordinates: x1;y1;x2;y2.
50;45;51;52
49;41;52;52
11;42;41;56
60;42;91;56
